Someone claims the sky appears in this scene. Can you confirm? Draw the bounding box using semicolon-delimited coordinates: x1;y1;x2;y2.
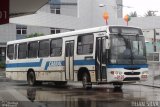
123;0;160;17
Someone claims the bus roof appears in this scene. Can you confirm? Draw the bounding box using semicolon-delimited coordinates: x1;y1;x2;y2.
7;25;141;45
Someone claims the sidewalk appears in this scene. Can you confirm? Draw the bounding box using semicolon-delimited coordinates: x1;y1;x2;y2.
0;70;10;82
0;70;5;77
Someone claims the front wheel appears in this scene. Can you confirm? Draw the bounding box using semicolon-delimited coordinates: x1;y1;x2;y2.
82;72;92;90
27;71;36;86
113;82;123;90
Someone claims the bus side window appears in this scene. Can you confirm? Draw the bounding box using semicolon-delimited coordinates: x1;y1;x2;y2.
15;44;17;59
51;38;62;57
18;43;28;59
77;33;94;55
7;45;14;60
39;40;50;57
28;41;39;58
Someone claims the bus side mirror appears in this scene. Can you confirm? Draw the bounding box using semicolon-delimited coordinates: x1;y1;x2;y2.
106;38;110;49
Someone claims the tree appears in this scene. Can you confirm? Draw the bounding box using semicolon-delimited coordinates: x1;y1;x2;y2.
129;11;137;17
26;33;44;38
145;10;157;17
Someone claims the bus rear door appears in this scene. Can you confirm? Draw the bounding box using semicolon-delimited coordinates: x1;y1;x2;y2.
65;41;74;81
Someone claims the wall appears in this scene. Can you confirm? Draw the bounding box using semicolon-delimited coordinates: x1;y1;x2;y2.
0;24;16;43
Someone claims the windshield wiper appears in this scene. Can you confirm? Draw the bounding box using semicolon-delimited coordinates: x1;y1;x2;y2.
136;34;140;54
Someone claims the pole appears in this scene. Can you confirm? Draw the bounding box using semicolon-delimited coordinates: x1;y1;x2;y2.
154;29;156;52
106;20;108;25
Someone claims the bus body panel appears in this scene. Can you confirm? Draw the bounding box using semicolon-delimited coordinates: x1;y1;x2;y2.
5;26;148;86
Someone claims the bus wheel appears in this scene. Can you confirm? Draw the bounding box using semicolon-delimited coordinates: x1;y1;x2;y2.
82;72;92;90
113;83;123;90
27;71;36;86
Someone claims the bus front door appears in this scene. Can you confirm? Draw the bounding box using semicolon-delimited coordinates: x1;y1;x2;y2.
65;41;74;81
96;37;107;81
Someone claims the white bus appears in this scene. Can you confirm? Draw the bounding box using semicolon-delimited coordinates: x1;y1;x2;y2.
6;26;148;89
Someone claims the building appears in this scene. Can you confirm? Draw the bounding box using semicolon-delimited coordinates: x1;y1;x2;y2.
0;0;123;63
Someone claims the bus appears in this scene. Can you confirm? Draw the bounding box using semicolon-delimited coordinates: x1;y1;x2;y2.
6;26;148;89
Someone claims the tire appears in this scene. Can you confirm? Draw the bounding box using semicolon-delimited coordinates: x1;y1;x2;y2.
27;71;36;86
113;82;123;90
82;72;92;90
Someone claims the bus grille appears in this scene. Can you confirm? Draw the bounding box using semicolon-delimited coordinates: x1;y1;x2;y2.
123;77;140;81
124;72;140;75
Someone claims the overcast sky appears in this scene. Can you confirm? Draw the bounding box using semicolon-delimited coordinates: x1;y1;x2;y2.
123;0;160;17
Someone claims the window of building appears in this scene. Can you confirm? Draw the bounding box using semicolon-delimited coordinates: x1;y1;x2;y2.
28;41;39;58
51;38;62;57
39;40;50;57
50;0;61;14
77;34;94;55
51;8;61;14
16;25;27;35
51;28;61;34
7;45;14;60
18;43;28;59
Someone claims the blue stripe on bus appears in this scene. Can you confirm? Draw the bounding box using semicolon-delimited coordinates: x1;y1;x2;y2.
6;59;148;70
44;60;95;70
6;59;43;68
107;64;148;68
6;59;95;70
74;60;95;65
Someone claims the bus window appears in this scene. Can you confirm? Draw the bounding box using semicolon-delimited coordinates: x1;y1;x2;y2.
39;40;50;57
7;45;14;60
18;43;28;59
15;44;17;59
77;33;94;55
28;41;39;58
51;38;62;57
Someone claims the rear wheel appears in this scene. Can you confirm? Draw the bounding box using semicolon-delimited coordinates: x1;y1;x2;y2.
82;72;92;90
27;71;36;86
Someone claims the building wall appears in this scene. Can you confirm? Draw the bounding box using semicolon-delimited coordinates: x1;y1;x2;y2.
37;0;77;17
27;26;50;35
0;24;16;43
10;0;119;29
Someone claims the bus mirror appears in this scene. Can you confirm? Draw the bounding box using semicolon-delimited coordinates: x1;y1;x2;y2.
106;39;110;49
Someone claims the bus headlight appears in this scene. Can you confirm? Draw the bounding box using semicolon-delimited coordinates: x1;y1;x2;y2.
142;71;148;75
110;71;122;75
111;71;115;75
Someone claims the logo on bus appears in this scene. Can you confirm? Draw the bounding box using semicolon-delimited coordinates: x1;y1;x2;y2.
48;61;62;67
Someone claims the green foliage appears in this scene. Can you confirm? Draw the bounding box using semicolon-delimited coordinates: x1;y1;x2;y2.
0;62;5;69
26;33;44;38
145;11;157;17
129;11;137;17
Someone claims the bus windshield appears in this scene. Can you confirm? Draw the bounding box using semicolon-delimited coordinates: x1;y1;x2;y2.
110;34;147;65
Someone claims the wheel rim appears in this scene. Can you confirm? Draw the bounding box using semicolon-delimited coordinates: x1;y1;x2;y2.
28;72;35;85
82;74;87;88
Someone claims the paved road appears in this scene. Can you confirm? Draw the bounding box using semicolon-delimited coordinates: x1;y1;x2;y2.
0;79;160;107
